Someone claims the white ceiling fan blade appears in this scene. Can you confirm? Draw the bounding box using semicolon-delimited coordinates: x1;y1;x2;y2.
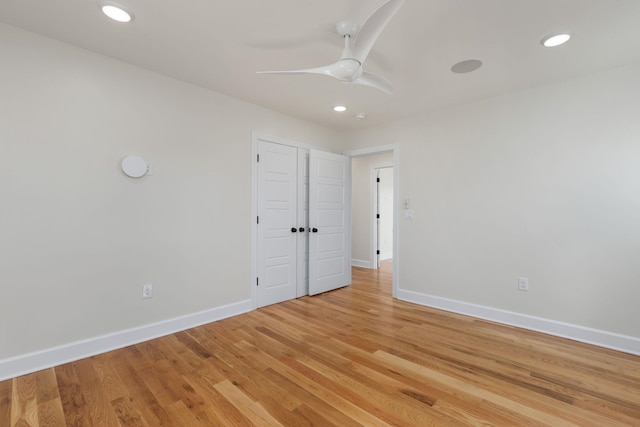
352;0;404;64
353;71;394;94
256;65;333;77
258;59;363;82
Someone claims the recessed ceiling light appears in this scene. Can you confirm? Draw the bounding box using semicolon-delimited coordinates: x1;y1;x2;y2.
451;59;483;74
541;33;571;48
101;2;134;23
333;105;347;112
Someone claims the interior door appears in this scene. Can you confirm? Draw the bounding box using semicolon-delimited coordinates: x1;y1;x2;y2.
308;150;351;295
257;141;298;307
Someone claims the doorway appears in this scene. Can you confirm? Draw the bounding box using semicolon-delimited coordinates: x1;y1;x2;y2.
374;166;394;269
344;144;399;297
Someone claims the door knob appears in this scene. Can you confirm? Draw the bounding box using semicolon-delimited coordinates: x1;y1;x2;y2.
312;228;318;233
299;227;305;232
291;227;297;233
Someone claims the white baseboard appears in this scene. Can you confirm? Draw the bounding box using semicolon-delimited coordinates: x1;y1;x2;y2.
0;299;253;381
396;289;640;356
380;253;393;261
352;259;373;269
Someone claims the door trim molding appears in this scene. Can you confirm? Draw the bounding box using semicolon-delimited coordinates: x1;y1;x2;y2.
343;144;400;298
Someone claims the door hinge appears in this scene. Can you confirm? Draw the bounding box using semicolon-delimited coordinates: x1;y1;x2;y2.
377;250;381;255
257;154;260;162
257;277;259;286
377;177;380;183
376;214;380;219
257;216;259;224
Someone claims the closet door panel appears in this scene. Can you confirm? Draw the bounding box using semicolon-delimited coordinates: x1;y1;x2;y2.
308;150;351;296
257;141;298;307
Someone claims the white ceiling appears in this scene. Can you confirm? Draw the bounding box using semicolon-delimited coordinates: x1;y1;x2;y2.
1;0;639;130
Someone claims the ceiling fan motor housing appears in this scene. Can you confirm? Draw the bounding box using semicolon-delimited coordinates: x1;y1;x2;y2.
331;59;362;81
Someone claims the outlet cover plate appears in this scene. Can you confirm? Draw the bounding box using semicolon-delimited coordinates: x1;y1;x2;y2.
518;277;529;291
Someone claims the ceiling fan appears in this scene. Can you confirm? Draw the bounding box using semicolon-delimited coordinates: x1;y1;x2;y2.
257;0;405;94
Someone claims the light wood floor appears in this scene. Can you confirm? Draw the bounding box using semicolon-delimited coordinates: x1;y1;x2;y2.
3;261;640;426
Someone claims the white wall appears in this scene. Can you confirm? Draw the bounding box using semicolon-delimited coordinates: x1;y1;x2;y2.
0;23;343;363
351;153;393;267
344;61;640;347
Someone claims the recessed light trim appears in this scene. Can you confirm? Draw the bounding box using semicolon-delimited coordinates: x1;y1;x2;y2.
541;33;571;48
101;2;134;23
333;105;347;112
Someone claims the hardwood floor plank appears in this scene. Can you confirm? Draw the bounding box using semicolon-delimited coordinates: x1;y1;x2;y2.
11;375;39;427
55;363;85;427
36;397;65;427
183;371;257;426
73;358;121;427
163;399;207;427
214;379;285;427
90;358;128;403
109;356;173;426
110;395;150;427
174;330;214;359
0;377;13;427
33;370;60;406
2;261;640;426
290;403;342;427
134;364;181;409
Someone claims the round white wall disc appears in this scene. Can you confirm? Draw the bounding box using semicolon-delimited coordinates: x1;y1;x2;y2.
121;156;147;178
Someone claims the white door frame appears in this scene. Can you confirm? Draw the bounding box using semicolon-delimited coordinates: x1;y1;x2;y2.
343;144;400;298
371;162;394;269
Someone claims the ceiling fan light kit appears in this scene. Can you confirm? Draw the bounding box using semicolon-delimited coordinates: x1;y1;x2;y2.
257;0;405;94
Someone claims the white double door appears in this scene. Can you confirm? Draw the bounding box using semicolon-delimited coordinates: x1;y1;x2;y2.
257;140;351;308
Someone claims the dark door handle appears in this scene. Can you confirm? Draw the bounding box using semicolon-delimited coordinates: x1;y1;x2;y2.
312;228;318;233
291;227;297;233
299;227;305;232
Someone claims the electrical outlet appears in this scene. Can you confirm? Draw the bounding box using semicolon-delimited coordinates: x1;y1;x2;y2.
142;283;153;299
518;277;529;291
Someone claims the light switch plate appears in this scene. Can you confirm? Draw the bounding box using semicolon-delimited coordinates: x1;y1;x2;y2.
142;283;153;299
